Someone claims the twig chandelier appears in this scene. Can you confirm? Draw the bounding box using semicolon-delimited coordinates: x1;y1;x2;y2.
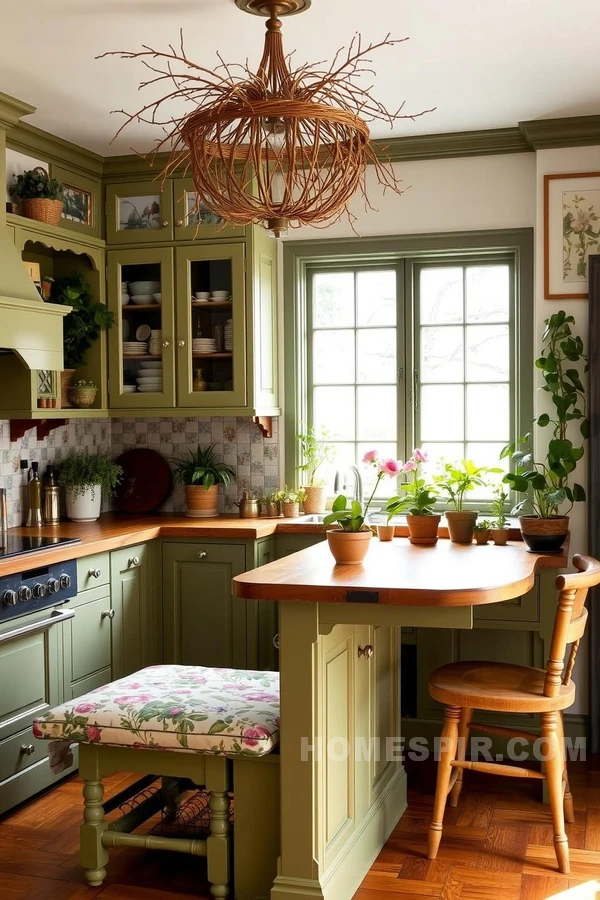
102;0;431;237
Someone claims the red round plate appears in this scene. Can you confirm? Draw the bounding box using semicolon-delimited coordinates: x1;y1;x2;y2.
114;448;173;514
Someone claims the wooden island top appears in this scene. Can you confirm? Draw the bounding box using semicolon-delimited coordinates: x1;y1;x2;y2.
233;537;568;607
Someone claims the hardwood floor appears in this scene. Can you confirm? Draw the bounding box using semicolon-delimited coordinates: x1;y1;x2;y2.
1;757;599;899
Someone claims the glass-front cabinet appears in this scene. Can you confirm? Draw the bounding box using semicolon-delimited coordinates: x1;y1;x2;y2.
106;181;174;244
107;247;176;408
173;178;246;242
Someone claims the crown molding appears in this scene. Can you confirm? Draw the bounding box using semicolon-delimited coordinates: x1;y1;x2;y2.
375;127;530;163
0;92;36;131
518;115;600;150
7;121;104;179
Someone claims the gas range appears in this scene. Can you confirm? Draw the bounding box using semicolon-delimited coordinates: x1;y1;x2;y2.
0;538;80;624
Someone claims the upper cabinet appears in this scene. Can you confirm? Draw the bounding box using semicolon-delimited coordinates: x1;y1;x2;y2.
173;178;246;242
106;180;174;244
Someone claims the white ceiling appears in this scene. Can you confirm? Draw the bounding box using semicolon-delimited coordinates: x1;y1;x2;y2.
1;0;599;156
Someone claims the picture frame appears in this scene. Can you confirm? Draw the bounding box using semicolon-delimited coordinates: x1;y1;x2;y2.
544;171;600;299
51;165;100;238
62;184;92;226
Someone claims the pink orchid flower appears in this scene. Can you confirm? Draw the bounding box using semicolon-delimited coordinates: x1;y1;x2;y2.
379;458;403;477
362;450;379;464
413;448;428;463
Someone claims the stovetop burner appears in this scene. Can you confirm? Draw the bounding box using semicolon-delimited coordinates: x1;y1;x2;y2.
0;535;81;560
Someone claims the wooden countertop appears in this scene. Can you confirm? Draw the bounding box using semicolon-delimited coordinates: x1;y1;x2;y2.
233;538;568;607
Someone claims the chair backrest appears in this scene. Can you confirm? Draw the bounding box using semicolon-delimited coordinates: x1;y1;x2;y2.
544;554;600;697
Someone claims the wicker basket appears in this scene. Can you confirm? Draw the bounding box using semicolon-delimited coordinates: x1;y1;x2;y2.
68;386;98;409
21;198;63;226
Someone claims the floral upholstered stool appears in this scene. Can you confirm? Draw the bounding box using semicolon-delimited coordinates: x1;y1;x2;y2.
33;664;281;900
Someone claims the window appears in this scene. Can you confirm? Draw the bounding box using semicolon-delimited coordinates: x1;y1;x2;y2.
284;231;533;505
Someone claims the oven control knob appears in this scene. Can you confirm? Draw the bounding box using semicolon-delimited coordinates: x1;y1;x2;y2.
47;578;60;595
32;583;47;599
2;590;17;607
18;585;32;602
59;574;71;590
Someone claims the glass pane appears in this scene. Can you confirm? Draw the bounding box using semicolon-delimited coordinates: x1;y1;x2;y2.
185;192;224;227
421;326;464;383
466;443;508;474
421;442;465;470
121;262;164;395
420;385;464;441
313;331;354;384
466;265;510;323
189;258;234;393
357;329;396;383
466;325;509;382
466;384;509;441
420;267;463;324
119;195;162;232
313;386;355;440
313;272;354;328
321;442;354;491
357;386;396;441
357;270;396;326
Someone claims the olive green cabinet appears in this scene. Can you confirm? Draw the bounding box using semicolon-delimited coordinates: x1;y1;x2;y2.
63;555;113;699
110;542;160;680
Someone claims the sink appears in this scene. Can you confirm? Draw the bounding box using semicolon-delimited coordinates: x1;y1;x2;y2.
291;513;408;525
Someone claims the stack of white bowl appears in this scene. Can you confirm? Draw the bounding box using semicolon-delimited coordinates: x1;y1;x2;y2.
121;282;130;306
137;360;163;392
123;341;148;357
192;337;216;354
128;281;161;305
224;319;233;351
211;290;231;301
148;330;163;355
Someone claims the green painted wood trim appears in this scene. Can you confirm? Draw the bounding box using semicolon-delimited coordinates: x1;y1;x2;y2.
7;121;104;178
0;92;35;130
376;127;529;162
519;115;600;150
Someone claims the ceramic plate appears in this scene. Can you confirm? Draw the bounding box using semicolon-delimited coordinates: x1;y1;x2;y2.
114;448;172;513
136;324;152;341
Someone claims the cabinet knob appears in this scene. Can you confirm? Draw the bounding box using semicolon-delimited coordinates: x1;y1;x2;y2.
358;644;374;660
161;220;169;227
128;556;140;567
178;340;186;348
175;219;183;227
101;609;115;620
162;340;170;348
89;568;101;579
198;551;208;560
21;744;35;756
273;633;280;650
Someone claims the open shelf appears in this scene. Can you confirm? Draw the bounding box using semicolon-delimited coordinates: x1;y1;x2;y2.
123;354;163;360
122;303;162;312
191;300;232;309
192;352;233;358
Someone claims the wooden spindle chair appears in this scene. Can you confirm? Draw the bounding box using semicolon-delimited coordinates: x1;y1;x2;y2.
427;553;600;874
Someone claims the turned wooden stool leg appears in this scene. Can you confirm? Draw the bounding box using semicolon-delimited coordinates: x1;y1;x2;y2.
449;706;471;808
206;758;231;900
80;777;109;886
556;712;575;823
542;711;570;874
428;705;460;860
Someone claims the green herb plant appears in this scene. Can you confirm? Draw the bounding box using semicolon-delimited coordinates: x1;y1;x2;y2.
296;424;335;486
57;450;122;500
434;460;501;511
170;443;237;489
490;486;509;528
49;274;116;369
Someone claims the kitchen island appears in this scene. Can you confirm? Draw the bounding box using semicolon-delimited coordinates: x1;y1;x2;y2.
233;538;567;900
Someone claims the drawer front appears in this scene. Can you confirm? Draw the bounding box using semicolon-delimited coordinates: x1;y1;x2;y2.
0;726;48;784
68;598;112;683
77;553;110;591
0;625;60;742
70;667;112;701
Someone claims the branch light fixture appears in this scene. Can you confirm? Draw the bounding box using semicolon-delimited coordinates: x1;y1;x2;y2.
101;0;431;237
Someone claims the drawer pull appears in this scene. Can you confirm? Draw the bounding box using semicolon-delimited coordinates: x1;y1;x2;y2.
273;633;280;650
21;744;35;756
358;644;374;660
101;609;115;621
89;568;101;579
128;556;140;567
198;551;208;560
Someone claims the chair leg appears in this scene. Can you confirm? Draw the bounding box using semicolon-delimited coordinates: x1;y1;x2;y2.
556;712;575;823
542;711;570;874
427;705;460;860
448;706;471;808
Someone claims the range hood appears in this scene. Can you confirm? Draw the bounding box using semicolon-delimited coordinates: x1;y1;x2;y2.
0;91;69;371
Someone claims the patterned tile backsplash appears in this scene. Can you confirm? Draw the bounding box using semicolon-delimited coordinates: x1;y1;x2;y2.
0;416;280;528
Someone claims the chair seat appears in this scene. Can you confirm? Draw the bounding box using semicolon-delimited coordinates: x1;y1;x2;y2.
429;660;575;713
33;664;280;757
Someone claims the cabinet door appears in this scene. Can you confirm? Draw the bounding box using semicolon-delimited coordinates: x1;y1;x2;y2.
173;178;246;241
0;621;61;742
106;180;174;244
63;596;112;699
107;247;176;408
175;243;247;408
247;538;279;671
163;542;247;668
111;543;158;680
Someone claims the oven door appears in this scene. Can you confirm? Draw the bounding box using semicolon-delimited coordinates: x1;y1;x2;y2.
0;607;75;815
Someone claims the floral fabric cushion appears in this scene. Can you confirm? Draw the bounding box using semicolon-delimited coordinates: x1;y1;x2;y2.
33;665;280;757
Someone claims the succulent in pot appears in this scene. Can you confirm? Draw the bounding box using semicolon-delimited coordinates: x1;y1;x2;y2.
434;460;502;544
501;310;587;552
266;491;282;517
323;451;400;564
296;424;335;514
384;448;440;545
473;519;494;545
278;486;305;518
171;443;236;518
9;167;64;226
58;450;122;523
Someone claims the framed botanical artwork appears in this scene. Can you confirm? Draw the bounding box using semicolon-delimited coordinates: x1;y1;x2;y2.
62;184;92;226
51;165;100;238
544;171;600;299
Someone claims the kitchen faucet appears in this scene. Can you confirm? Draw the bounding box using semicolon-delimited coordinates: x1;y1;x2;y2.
333;465;364;505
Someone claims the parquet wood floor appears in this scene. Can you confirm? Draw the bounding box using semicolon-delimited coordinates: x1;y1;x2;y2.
0;757;599;899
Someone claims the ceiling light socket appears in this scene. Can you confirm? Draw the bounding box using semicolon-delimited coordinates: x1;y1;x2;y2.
235;0;311;17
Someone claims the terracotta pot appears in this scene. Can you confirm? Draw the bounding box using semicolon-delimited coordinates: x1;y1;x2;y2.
491;528;510;546
282;500;300;518
302;485;327;514
519;515;569;552
21;197;63;226
473;529;490;545
407;514;441;546
376;524;395;542
60;369;76;408
326;528;372;565
185;484;219;518
445;510;478;544
266;501;281;517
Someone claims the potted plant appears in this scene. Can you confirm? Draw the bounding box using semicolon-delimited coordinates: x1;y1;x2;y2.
501;311;587;552
434;460;501;544
9;167;64;226
279;487;305;518
323;451;400;564
58;450;122;523
296;425;335;514
171;443;237;518
473;519;494;545
266;491;282;517
489;486;510;546
384;448;440;545
48;274;116;406
68;379;98;409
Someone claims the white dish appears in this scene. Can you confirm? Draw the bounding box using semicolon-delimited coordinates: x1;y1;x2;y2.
136;380;163;387
136;324;152;341
129;281;160;296
152;293;162;304
194;292;211;300
131;294;154;305
211;291;231;298
192;297;209;303
122;385;137;393
138;384;164;392
121;294;130;306
140;361;163;369
137;371;163;379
